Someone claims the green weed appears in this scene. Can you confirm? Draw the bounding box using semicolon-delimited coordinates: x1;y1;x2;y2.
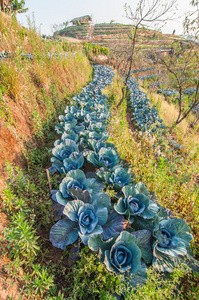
3;212;40;262
64;246;123;299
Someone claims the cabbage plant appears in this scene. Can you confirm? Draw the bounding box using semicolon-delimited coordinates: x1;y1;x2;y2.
80;130;108;144
64;123;85;134
88;131;108;141
54;131;79;147
53;169;105;206
64;105;79;115
97;165;135;191
114;183;159;226
88;231;147;289
88;140;117;153
75;108;92;121
51;139;79;173
50;193;124;247
84;113;108;125
87;147;120;170
61;130;79;143
88;122;107;133
58;113;78;123
55;111;80;134
62;152;84;174
152;218;193;272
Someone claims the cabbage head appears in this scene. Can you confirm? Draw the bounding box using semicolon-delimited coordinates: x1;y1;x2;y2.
51;139;79;173
58;113;78;123
88;140;117;153
79;131;109;151
152;218;193;272
54;169;105;206
97;165;135;191
88;231;147;288
55;119;77;134
64;123;85;134
64;105;78;115
87;147;120;170
62;152;84;174
53;131;79;147
114;183;159;225
50;193;122;247
88;122;106;133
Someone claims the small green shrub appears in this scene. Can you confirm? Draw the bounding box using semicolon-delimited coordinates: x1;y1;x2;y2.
3;212;40;262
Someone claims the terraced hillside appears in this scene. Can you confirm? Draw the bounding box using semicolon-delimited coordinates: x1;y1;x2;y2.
58;22;183;51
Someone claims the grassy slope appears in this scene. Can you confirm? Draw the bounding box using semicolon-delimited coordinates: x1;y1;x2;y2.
0;12;92;192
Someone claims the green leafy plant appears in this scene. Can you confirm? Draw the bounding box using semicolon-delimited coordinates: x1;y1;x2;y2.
114;183;160;227
52;169;105;206
50;193;125;247
3;212;40;262
88;231;148;294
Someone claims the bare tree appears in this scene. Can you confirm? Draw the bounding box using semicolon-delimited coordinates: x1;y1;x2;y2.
183;0;199;40
152;40;199;125
123;0;177;86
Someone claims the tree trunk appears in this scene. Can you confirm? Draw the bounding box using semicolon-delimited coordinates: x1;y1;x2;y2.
176;88;183;124
124;26;138;86
176;81;199;125
0;0;5;11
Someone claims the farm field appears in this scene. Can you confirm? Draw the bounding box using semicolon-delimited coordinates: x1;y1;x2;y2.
0;11;199;300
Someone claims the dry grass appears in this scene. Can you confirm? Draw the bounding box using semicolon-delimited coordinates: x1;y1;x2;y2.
146;90;199;158
0;12;92;190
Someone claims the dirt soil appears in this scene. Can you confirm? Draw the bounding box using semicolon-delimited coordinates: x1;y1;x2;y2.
0;96;33;193
61;36;82;43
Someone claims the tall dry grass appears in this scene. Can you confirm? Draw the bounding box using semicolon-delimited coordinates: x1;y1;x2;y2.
147;90;199;158
0;12;92;189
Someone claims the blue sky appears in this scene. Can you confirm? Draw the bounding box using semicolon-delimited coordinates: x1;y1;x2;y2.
17;0;193;36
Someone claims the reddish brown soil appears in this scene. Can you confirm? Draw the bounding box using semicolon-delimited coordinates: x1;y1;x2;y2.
0;97;33;194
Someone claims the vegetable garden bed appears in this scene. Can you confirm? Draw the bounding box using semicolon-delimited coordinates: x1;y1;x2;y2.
47;65;199;298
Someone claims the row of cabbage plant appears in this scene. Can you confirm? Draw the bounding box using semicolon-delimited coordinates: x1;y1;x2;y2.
0;50;74;60
127;77;165;134
157;87;198;97
139;74;159;81
131;67;155;74
48;65;196;296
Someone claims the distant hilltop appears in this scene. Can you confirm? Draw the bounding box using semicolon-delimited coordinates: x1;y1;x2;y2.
70;15;92;26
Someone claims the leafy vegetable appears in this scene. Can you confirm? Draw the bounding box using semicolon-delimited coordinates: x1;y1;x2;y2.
88;231;147;288
87;147;120;169
62;152;84;174
97;165;135;191
152;218;193;272
54;169;105;206
114;183;159;225
51;139;79;173
50;193;123;247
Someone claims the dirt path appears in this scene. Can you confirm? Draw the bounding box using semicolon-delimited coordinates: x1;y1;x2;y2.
61;36;83;43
